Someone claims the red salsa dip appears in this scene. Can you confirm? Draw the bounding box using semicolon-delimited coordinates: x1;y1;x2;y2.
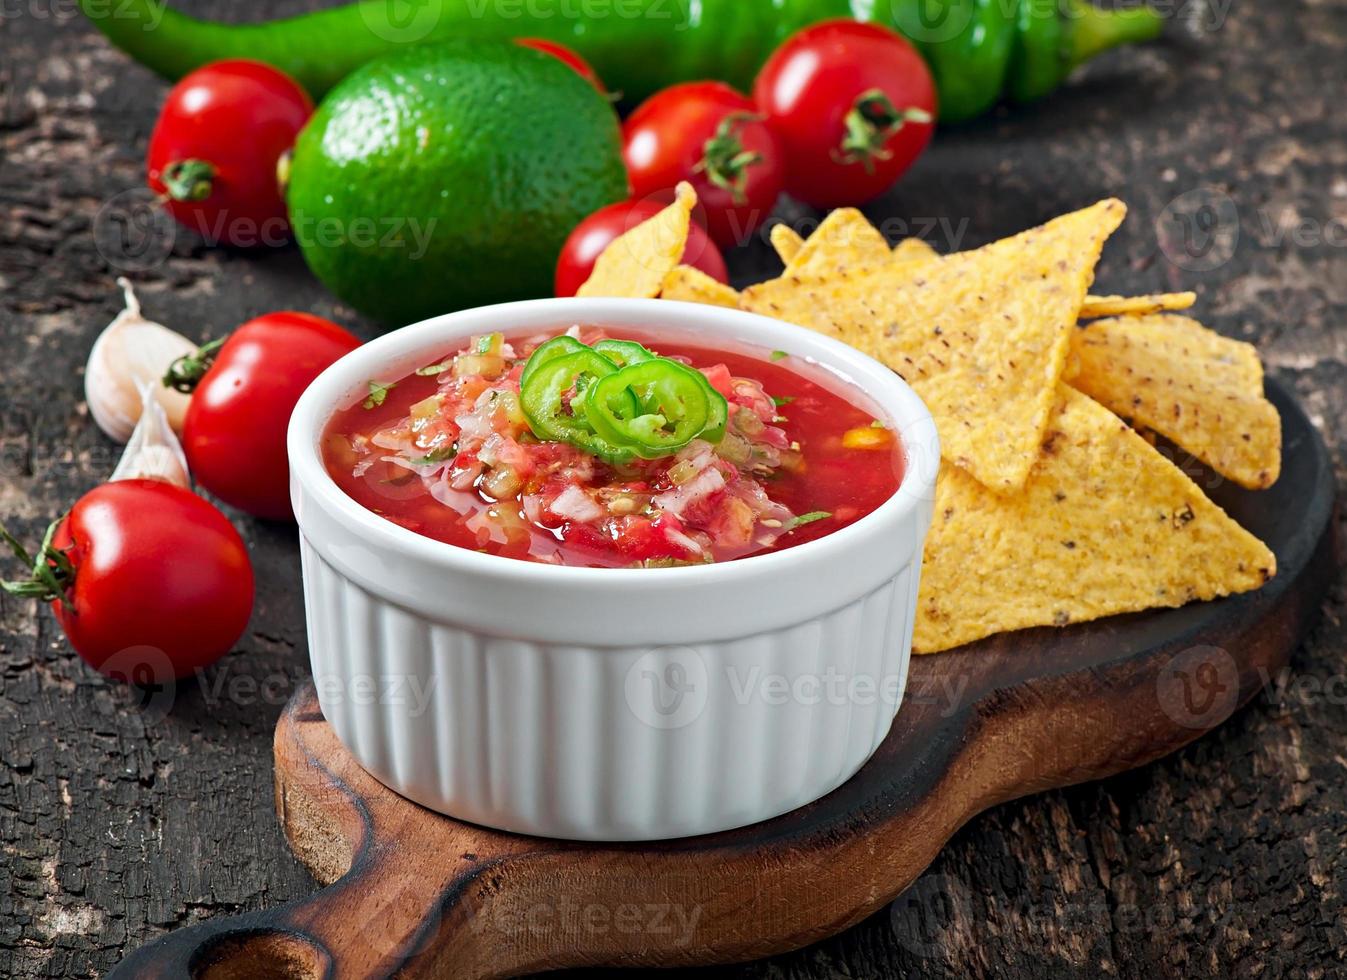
322;328;904;568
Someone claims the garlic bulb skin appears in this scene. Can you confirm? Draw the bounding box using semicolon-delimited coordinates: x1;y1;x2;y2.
85;279;196;443
109;383;192;491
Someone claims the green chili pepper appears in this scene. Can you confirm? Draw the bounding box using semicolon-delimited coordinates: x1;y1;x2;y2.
702;389;729;444
591;339;656;369
518;335;588;389
585;360;724;460
893;0;1017;124
594;341;728;444
520;349;637;464
1007;0;1065;105
519;339;728;461
81;0;1165;123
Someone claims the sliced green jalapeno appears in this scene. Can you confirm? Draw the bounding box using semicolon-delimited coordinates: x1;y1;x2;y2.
519;337;728;462
519;349;637;464
519;335;590;388
592;339;657;368
584;360;727;459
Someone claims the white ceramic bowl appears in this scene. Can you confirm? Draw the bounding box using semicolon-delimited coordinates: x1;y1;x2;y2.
288;298;939;841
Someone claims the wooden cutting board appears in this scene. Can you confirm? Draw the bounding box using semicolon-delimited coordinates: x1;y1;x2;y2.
112;379;1338;980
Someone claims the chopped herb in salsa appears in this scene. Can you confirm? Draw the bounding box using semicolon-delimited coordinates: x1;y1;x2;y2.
364;380;396;409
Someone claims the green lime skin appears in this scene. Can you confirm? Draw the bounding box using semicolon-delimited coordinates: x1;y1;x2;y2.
287;42;629;327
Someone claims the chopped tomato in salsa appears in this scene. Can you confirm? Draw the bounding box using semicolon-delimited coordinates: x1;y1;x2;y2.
322;329;903;568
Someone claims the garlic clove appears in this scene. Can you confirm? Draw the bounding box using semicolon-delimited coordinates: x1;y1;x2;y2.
109;382;192;490
85;278;197;443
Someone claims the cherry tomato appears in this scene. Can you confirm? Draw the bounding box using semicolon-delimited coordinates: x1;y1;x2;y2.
623;82;784;248
555;199;730;297
177;313;362;520
516;38;605;92
147;60;313;247
754;21;937;209
0;480;255;683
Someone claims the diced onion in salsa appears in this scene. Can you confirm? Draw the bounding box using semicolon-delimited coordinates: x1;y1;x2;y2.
322;329;903;568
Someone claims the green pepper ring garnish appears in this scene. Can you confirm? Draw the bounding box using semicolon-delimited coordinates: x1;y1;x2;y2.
591;339;656;369
519;349;638;464
584;359;716;459
520;338;729;462
519;335;589;388
594;340;727;441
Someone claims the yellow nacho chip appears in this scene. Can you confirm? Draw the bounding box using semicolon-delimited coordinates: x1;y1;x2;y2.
782;209;891;277
661;265;741;309
1079;292;1197;320
776;226;938;277
742;199;1128;493
578;183;696;299
893;237;939;266
770;225;805;265
1068;314;1281;489
914;386;1277;654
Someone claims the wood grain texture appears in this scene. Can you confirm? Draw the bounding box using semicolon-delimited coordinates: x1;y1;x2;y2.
3;2;1347;978
105;382;1338;978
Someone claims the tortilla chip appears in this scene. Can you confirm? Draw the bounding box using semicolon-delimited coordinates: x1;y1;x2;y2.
770;225;805;265
781;209;891;277
1062;347;1082;383
1068;314;1281;489
776;226;937;277
893;237;939;266
742;199;1128;493
913;386;1277;653
661;265;741;309
578;183;696;299
1080;292;1197;320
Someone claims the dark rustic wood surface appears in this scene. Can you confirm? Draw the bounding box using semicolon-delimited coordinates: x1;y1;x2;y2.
1;2;1344;978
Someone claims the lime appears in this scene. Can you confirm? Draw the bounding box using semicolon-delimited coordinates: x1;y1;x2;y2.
287;42;628;326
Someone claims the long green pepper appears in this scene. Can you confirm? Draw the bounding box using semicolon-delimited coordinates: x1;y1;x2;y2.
80;0;1165;123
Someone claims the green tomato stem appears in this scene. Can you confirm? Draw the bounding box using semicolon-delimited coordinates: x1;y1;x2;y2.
0;518;75;610
163;337;226;395
161;159;218;203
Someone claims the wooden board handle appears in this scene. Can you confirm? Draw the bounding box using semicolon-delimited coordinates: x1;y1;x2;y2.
107;713;511;980
105;847;498;980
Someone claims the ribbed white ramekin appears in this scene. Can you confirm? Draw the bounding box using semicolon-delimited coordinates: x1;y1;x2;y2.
289;298;938;841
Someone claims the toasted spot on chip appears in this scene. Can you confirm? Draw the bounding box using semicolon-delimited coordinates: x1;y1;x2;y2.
742;199;1127;494
578;182;696;299
770;224;805;265
913;386;1277;654
1079;292;1198;319
661;265;741;309
1068;314;1281;489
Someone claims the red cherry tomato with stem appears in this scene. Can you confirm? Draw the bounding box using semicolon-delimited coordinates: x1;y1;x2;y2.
0;480;255;683
169;313;362;520
147;60;313;247
555;199;730;297
516;38;606;93
754;21;936;209
624;82;784;248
